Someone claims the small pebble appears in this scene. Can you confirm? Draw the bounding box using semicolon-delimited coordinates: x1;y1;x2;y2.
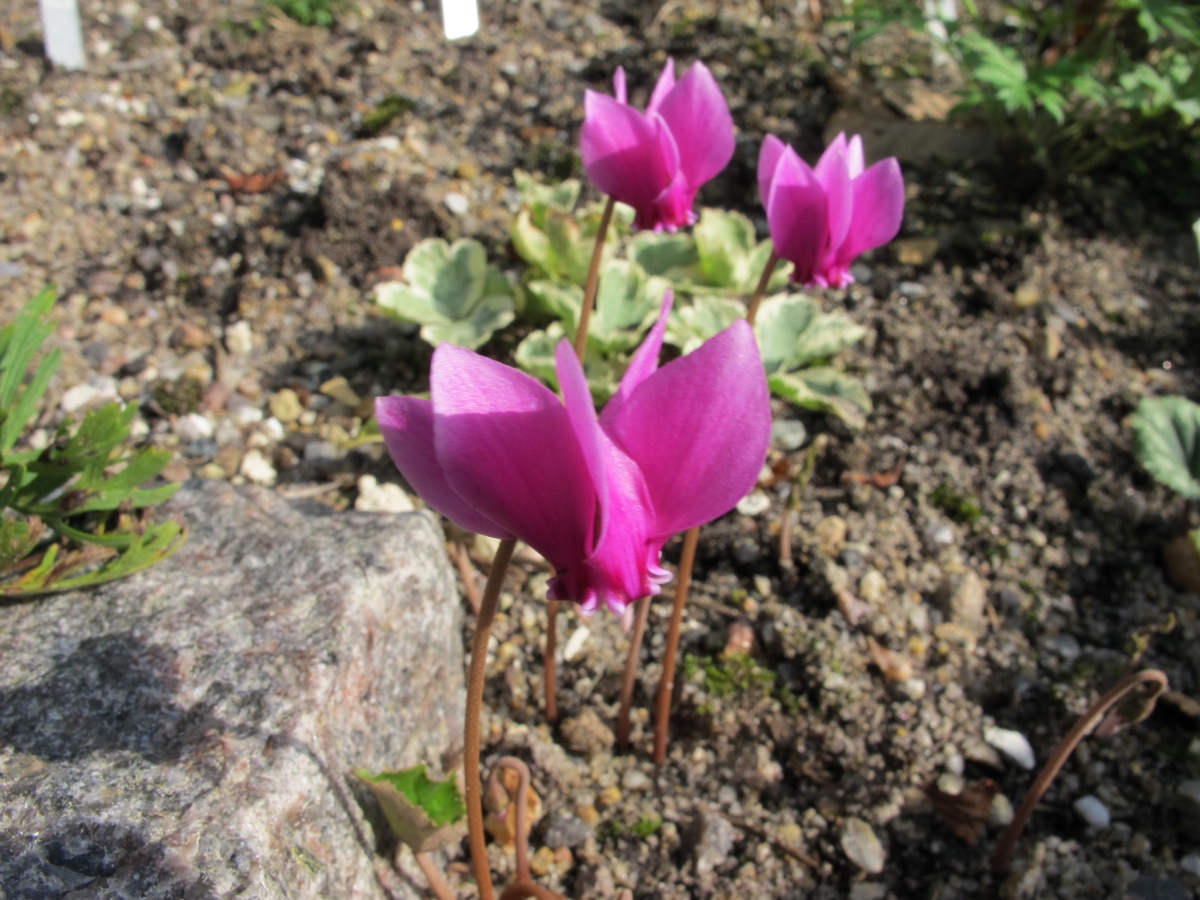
621;770;652;792
984;725;1036;770
444;192;470;215
303;440;339;463
228;394;263;425
562;626;590;662
692;810;735;876
175;412;214;442
841;817;885;874
354;475;414;513
1073;794;1111;828
736;491;770;516
225;321;254;356
239;449;277;485
269;389;303;424
771;419;807;451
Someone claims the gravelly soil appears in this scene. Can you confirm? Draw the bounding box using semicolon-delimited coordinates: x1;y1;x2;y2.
3;1;1200;898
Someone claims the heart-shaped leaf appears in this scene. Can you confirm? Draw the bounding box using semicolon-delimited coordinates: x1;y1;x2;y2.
355;765;467;854
1131;395;1200;499
403;239;488;319
514;169;581;223
694;208;757;287
768;367;871;429
666;295;745;355
753;294;821;374
589;261;668;353
514;323;624;403
422;294;515;350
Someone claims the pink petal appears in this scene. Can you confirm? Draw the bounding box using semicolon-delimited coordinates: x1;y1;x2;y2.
601;289;672;428
581;92;675;221
645;58;677;116
845;134;865;178
655;61;734;194
376;396;511;538
765;146;829;285
555;339;609;534
613;66;628;104
602;320;771;538
814;149;853;269
757;134;787;208
431;345;596;572
839;157;905;264
816;132;848;177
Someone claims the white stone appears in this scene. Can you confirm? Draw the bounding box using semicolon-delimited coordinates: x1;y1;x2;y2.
175;412;214;442
227;394;263;426
563;626;591;662
239;450;277;485
1073;795;1111;829
736;491;771;516
225;321;254;356
984;725;1036;770
841;817;885;874
354;475;414;513
444;192;470;215
260;417;286;442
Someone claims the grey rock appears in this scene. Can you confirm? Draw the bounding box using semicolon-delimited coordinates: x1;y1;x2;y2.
541;812;592;850
770;419;808;451
1129;875;1190;900
0;481;462;899
691;809;735;876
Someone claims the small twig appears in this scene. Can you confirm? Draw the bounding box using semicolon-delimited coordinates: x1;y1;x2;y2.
725;813;821;869
617;596;652;750
992;669;1169;873
654;527;700;764
839;453;906;488
413;852;456;900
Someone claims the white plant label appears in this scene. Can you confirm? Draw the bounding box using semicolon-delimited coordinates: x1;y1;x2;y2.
39;0;87;70
442;0;479;40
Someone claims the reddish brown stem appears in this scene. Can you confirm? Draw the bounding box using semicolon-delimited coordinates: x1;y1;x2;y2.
992;669;1168;873
465;538;517;900
616;596;652;750
499;883;565;900
544;598;559;724
485;757;535;884
414;852;456;900
452;541;483;615
654;527;700;764
573;196;616;360
745;250;780;328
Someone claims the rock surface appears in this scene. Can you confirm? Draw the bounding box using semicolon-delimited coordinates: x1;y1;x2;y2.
0;481;462;899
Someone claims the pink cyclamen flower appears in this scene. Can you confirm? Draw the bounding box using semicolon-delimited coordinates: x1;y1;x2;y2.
759;132;905;288
376;292;770;616
581;59;735;233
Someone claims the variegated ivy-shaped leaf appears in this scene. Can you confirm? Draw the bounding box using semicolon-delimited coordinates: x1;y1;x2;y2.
514;169;581;220
373;238;517;350
1131;395;1200;499
514;322;626;404
524;261;666;354
355;765;466;854
666;294;745;356
631;209;791;296
754;294;871;428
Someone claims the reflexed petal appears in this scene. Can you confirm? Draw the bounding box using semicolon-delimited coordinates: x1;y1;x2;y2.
814;149;853;264
431;345;596;571
766;146;829;284
815;132;847;178
757;134;787;207
845;134;865;178
581;92;675;219
613;66;628;104
655;61;735;192
602;289;673;426
555;339;609;535
603;319;771;537
645;58;677;116
375;396;510;538
839;157;905;263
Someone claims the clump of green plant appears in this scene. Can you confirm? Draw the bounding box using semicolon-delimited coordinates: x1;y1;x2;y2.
355;764;467;853
929;483;985;524
265;0;343;28
685;652;777;699
1131;395;1200;501
840;0;1200;176
356;95;415;138
374;238;520;350
1;288;186;596
631;812;663;838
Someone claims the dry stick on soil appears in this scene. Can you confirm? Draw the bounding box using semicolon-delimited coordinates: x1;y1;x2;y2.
465;538;517;900
992;668;1169;873
651;250;781;764
413;853;456;900
543;197;620;728
617;596;652;749
451;541;483;615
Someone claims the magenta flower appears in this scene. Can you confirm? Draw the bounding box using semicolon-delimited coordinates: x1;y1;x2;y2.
580;59;735;233
759;132;905;288
376;293;769;616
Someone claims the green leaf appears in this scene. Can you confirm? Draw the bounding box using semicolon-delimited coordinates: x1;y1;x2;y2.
403;239;488;321
511;207;554;275
513;170;581;217
630;231;703;284
753;294;821;374
355;765;467;854
694;209;757;287
0;286;59;455
666;295;745;355
768;368;872;429
0;515;44;574
421;294;516;350
1131;395;1200;499
514;324;624;403
374;283;444;325
588;261;668;353
545;210;593;285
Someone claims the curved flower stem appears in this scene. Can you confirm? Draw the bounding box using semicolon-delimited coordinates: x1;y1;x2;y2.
745;249;780;328
991;669;1169;874
616;596;652;750
466;537;517;900
485;757;534;884
413;852;456;900
654;526;700;764
499;883;566;900
544;599;559;724
573;196;617;360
